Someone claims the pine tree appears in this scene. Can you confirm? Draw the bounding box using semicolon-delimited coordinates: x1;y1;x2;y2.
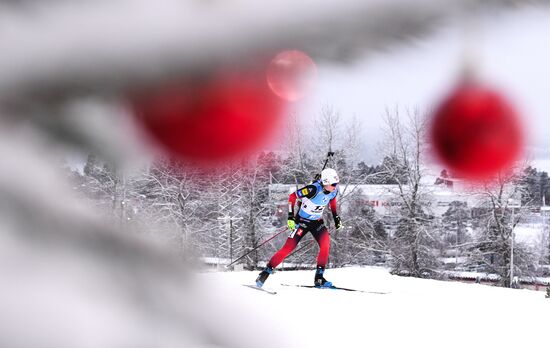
441;201;472;265
519;166;540;205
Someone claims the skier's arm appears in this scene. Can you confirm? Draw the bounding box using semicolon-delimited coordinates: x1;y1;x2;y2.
287;192;299;230
288;191;297;219
329;197;343;230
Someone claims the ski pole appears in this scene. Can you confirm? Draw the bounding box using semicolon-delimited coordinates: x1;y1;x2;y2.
226;226;288;268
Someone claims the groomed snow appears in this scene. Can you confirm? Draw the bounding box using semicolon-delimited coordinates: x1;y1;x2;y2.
196;266;549;348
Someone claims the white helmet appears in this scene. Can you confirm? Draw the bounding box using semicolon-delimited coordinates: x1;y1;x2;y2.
321;168;339;186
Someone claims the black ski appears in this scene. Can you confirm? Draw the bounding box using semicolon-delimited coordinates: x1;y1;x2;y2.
281;284;389;295
242;284;277;295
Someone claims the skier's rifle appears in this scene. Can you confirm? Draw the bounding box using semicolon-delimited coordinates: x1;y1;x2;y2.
226;226;288;268
313;151;335;181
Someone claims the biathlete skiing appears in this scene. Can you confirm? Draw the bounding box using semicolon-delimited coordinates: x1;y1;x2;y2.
256;168;343;288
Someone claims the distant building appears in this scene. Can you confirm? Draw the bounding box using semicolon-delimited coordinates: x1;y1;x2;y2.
269;182;479;217
434;169;453;188
268;169;523;218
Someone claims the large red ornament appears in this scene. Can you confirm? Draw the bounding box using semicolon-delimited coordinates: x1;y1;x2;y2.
266;50;317;102
130;65;286;163
430;82;524;180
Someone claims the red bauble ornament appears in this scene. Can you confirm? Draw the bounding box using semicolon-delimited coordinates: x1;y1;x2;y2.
130;67;286;162
266;50;317;101
430;82;524;180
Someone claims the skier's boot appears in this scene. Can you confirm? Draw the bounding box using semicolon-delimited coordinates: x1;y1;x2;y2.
255;266;273;288
314;266;333;288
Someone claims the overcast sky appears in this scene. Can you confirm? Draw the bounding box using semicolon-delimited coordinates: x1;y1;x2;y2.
297;6;550;165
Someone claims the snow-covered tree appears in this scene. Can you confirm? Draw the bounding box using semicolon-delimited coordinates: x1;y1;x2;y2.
378;107;440;277
467;169;538;287
239;156;284;269
338;188;388;265
80;154;120;214
440;201;472;263
278;112;317;186
132;160;208;255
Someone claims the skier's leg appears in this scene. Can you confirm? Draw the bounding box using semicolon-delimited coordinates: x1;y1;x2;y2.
312;227;332;287
313;227;330;268
268;228;304;268
256;228;304;287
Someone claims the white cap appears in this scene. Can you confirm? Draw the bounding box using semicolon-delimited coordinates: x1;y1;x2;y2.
321;168;339;185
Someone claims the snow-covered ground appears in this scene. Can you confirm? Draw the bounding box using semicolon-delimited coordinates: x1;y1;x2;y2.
195;266;549;348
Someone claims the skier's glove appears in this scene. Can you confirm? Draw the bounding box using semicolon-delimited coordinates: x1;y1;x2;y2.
334;215;343;230
287;213;296;230
287;219;296;231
